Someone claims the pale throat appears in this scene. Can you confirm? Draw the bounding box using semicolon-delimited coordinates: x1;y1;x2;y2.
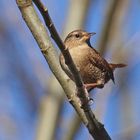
69;42;88;59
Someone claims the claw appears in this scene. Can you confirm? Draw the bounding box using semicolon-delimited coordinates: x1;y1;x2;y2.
89;98;94;105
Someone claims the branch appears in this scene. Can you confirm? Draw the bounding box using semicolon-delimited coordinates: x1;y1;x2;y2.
16;0;87;124
36;79;64;140
98;0;120;55
16;0;111;139
62;114;81;140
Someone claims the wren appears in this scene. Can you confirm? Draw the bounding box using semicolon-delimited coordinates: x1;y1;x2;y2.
59;30;126;91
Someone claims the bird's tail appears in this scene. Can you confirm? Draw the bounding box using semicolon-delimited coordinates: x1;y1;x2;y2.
109;63;127;71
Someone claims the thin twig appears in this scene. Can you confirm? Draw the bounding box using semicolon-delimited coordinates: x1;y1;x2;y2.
33;1;111;139
16;0;111;139
62;1;91;139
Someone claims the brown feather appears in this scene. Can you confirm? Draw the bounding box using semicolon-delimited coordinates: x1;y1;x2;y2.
109;63;127;71
60;30;127;91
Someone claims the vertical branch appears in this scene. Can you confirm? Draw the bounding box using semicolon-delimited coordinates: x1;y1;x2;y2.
95;0;129;121
62;115;81;140
62;0;91;38
36;78;64;140
98;0;120;55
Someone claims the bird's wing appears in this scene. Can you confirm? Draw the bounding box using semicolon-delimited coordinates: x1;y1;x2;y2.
88;48;115;82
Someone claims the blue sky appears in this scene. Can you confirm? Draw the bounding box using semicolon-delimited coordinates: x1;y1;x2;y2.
0;0;140;140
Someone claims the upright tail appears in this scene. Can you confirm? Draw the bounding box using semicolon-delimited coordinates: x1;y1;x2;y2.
109;63;127;71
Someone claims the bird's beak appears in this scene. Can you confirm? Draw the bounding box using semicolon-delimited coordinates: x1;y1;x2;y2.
88;32;96;37
82;32;96;41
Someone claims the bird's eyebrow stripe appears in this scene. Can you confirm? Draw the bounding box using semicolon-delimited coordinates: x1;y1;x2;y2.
68;34;73;38
69;32;81;37
66;32;83;40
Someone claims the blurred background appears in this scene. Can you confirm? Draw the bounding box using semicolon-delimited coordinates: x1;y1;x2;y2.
0;0;140;140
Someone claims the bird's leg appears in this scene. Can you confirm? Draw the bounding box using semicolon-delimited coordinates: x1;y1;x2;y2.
84;80;104;89
84;83;100;88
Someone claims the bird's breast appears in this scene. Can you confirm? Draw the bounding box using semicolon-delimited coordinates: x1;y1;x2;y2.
60;45;110;85
69;45;89;66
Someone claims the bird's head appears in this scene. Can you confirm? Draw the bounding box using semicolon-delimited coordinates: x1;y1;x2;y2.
64;30;96;49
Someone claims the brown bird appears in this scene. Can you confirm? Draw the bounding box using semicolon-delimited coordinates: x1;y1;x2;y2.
59;30;126;91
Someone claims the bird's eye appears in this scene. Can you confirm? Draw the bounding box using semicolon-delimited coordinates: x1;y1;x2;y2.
75;34;80;38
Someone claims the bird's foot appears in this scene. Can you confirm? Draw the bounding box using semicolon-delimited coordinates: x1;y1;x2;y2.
84;80;104;89
89;97;94;105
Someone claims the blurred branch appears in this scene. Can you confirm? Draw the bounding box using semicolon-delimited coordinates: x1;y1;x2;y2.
98;0;128;54
95;0;129;120
36;77;64;140
62;114;81;140
16;0;111;139
98;0;121;55
62;0;91;38
101;0;130;130
109;0;129;61
115;125;140;140
0;20;39;112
